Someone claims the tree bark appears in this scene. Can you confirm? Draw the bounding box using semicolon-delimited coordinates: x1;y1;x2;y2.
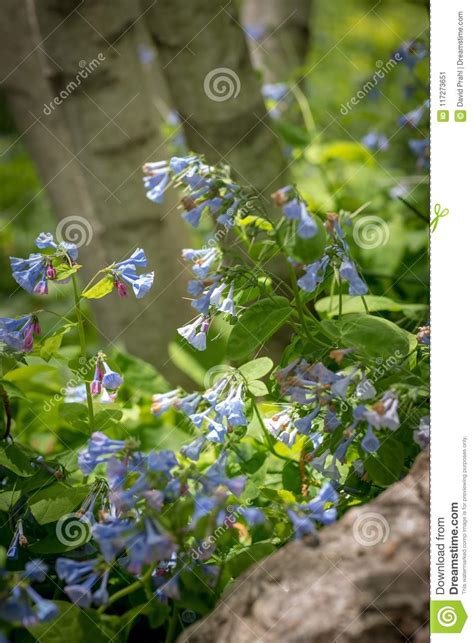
241;0;314;83
178;450;429;643
143;0;290;197
0;0;107;277
33;0;193;383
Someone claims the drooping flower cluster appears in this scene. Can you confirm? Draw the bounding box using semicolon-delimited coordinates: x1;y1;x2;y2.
90;353;124;399
268;359;402;481
71;432;252;602
287;482;339;538
0;314;41;352
0;560;59;627
271;186;318;238
143;156;243;229
274;202;368;296
55;558;111;608
10;232;78;295
152;371;249;453
109;248;154;299
177;247;236;351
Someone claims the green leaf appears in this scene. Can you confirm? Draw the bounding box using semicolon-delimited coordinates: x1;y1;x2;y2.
0;380;28;400
59;403;90;434
273;120;310;147
282;461;302;494
239;357;273;381
306;140;373;164
39;332;66;360
261;487;296;503
315;295;427;318
94;409;123;431
237;215;273;231
287;216;328;264
227;297;292;360
29;483;89;524
247;380;269;396
28;601;124;643
321;314;415;359
52;262;82;281
4;363;56;382
0;489;22;511
82;274;115;299
363;438;405;486
0;444;35;477
227;542;275;577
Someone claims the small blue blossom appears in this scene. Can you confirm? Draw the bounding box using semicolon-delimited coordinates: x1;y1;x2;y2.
143;161;170;203
181;436;207;461
414;416;429;448
362;131;389;152
339;257;368;296
178;316;210;351
0;314;40;352
113;249;154;299
282;197;318;238
296;256;329;292
361;425;380;453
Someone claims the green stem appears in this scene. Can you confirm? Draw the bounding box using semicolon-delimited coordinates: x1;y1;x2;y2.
290;83;317;134
252;400;288;461
165;603;179;643
98;564;155;614
71;274;94;433
288;265;313;343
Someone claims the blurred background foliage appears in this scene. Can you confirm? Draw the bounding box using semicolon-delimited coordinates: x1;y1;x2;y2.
0;0;429;456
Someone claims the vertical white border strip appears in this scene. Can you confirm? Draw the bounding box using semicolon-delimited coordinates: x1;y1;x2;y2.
431;0;472;638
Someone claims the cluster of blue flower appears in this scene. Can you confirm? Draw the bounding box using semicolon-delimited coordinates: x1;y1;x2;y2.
0;561;58;628
143;156;241;229
177;247;236;351
362;40;429;170
70;431;258;604
153;371;248;451
269;359;399;461
273;200;369;296
1;234;154;356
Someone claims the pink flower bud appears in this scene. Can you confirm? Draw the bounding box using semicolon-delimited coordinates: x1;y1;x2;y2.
91;380;102;395
116;281;128;298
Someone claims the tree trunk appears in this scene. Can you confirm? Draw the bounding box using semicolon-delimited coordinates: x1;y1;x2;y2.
143;0;290;197
178;450;429;643
0;0;107;277
241;0;314;83
33;0;193;383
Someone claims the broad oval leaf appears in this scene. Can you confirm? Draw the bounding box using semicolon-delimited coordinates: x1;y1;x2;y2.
29;484;90;524
287;215;328;264
82;274;115;299
316;294;427;318
0;444;35;477
239;357;273;381
227;297;292;360
321;314;415;359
